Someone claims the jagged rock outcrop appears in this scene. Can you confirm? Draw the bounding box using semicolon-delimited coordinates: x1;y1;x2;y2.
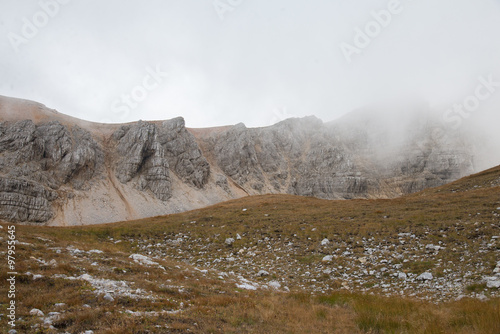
158;117;210;188
210;117;366;199
112;118;211;201
0;96;496;225
0;118;103;222
57;126;104;189
326;106;476;194
0;177;57;221
113;121;171;200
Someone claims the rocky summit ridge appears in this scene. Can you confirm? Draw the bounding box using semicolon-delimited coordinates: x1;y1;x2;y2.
0;96;496;225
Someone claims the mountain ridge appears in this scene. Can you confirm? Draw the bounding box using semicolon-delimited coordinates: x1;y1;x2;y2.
0;95;495;225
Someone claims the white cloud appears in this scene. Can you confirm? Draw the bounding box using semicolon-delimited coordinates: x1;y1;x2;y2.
0;0;499;128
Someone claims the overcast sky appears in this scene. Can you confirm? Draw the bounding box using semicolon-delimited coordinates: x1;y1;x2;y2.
1;0;500;128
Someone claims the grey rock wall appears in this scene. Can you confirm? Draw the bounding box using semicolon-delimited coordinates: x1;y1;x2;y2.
0;106;480;224
0;120;103;222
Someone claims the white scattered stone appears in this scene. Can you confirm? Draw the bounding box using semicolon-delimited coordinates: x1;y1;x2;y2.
477;294;488;301
48;311;61;318
417;272;433;280
321;238;329;246
242;208;247;212
484;276;500;288
72;274;153;300
53;274;67;279
226;257;236;262
257;270;269;277
398;272;408;280
83;331;94;334
54;303;66;308
67;246;84;255
268;281;281;289
103;293;115;302
236;234;242;240
225;238;235;246
88;249;103;254
170;238;183;245
236;283;257;290
425;244;440;251
30;308;44;317
322;255;333;262
129;254;159;266
33;274;43;280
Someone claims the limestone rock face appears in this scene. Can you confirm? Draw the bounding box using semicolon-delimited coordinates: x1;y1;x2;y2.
0;177;57;222
0;119;103;222
213;123;265;189
0;96;493;225
326;106;476;195
158;117;210;188
112;118;211;201
113;121;171;200
209;117;369;199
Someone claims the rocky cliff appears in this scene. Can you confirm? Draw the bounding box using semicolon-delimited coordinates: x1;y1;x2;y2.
0;96;494;225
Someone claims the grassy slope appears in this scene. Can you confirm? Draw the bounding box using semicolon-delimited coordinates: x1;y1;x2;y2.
1;166;500;333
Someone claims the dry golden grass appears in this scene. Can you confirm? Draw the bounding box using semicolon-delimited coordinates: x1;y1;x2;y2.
1;247;500;333
1;165;500;333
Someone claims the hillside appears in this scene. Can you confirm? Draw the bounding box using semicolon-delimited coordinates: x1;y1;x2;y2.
0;95;495;226
1;165;499;333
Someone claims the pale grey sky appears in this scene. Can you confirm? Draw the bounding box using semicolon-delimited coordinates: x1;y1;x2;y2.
1;0;500;128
